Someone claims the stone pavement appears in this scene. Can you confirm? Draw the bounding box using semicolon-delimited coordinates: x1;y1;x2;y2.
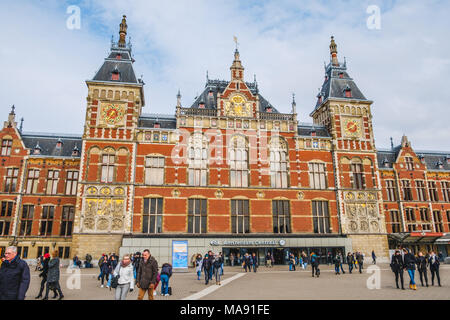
25;263;450;300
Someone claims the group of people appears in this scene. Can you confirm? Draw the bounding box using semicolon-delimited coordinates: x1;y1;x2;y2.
194;251;224;285
390;249;442;290
96;250;173;300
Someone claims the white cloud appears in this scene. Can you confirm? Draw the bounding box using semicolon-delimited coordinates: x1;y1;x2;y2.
1;0;449;151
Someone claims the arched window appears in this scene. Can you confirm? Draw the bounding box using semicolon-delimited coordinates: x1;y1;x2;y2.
229;136;249;187
269;138;289;188
188;133;208;186
101;151;115;183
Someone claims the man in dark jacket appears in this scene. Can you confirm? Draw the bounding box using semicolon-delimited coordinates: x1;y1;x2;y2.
347;252;354;274
160;263;173;296
356;252;364;273
202;254;212;285
0;246;30;300
416;252;429;287
136;249;158;300
391;250;405;290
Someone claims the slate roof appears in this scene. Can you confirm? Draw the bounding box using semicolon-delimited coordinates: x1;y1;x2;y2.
377;148;450;171
21;132;82;158
92;46;139;84
139;114;177;129
190;79;279;113
297;123;330;138
312;61;368;114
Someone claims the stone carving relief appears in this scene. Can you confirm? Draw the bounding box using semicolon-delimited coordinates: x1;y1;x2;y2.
82;186;126;233
344;191;381;234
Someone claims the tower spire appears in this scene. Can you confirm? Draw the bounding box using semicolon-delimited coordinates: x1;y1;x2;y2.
118;15;128;48
330;36;339;66
230;44;244;81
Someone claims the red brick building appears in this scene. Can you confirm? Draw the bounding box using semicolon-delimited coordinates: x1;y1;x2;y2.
1;17;449;264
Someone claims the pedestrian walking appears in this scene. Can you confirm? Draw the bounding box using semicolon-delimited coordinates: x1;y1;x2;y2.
99;256;110;288
219;252;224;275
250;253;258;273
371;250;377;265
230;253;235;267
208;251;215;280
390;250;405;290
416;252;429;287
403;248;417;290
112;254;135;300
202;254;212;285
334;253;343;275
35;253;51;299
301;252;308;270
0;246;30;300
243;253;252;272
107;255;118;288
160;262;173;296
310;252;320;278
132;252;142;279
347;252;354;274
195;254;203;280
97;254;106;280
327;252;333;266
289;253;296;271
356;252;364;273
429;251;441;287
136;249;159;300
43;250;64;300
213;254;223;285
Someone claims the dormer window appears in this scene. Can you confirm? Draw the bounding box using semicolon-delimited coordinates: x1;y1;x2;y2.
116;54;122;60
382;158;390;168
198;102;205;109
208;90;213;97
437;160;444;169
154;123;161;129
266;107;273;113
34;143;42;155
339;72;344;79
72;146;80;157
344;85;352;98
111;66;120;81
56;139;63;149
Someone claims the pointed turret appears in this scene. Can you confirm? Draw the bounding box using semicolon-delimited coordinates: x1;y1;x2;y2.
4;105;17;129
230;49;244;81
118;15;128;48
330;36;339;66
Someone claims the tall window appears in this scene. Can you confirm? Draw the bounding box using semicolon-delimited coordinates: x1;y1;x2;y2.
270;139;289;188
4;168;19;193
187;199;207;233
1;139;12;156
401;180;413;201
447;211;450;231
272;200;291;233
405;208;416;232
312;200;331;234
229;136;249;187
46;170;59;195
19;205;34;236
441;181;450;202
65;171;79;195
386;180;397;201
416;180;427;201
390;210;401;233
405;157;414;171
101;154;115;183
433;210;444;233
309;163;327;189
231;199;249;233
26;169;40;194
144;157;165;185
419;208;431;231
0;202;12;236
188;133;208;186
40;206;54;236
428;181;439;202
60;206;74;236
351;163;365;189
142;198;163;234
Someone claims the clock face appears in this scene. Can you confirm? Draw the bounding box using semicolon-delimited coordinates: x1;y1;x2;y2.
101;104;125;125
343;118;361;137
225;94;252;117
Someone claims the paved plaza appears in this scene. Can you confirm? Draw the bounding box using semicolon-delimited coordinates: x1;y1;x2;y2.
25;263;450;300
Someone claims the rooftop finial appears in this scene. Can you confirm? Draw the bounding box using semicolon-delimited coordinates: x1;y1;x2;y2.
118;15;128;48
291;93;297;114
390;137;394;150
177;89;182;107
233;35;239;51
230;37;244;80
19;117;24;132
206;70;209;82
10;105;15;115
330;36;339;66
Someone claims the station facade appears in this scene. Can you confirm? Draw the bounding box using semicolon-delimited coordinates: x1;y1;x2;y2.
1;17;449;265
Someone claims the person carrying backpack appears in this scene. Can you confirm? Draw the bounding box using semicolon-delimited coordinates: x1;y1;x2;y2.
195;254;203;281
160;263;173;296
310;252;320;278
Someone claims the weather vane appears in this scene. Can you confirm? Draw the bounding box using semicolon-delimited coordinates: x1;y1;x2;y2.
233;36;239;50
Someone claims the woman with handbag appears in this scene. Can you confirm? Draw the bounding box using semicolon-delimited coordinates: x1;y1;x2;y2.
112;254;135;300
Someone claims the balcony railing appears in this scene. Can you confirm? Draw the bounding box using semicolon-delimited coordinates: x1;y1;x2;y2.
179;108;217;117
259;112;295;121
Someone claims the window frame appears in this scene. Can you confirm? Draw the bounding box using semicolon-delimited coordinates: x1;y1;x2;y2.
187;199;207;234
272;200;291;234
100;154;115;183
65;171;79;195
144;156;165;186
60;206;74;237
231;199;250;234
142;198;164;234
1;139;12;156
19;205;34;236
40;206;54;236
309;162;327;190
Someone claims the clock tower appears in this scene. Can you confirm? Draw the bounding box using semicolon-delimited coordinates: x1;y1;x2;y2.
72;16;145;257
311;37;388;260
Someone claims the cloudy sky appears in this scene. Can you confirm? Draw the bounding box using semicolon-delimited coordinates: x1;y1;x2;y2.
1;0;449;151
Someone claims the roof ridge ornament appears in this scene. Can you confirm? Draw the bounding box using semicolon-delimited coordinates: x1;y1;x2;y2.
118;15;128;48
330;36;339;66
